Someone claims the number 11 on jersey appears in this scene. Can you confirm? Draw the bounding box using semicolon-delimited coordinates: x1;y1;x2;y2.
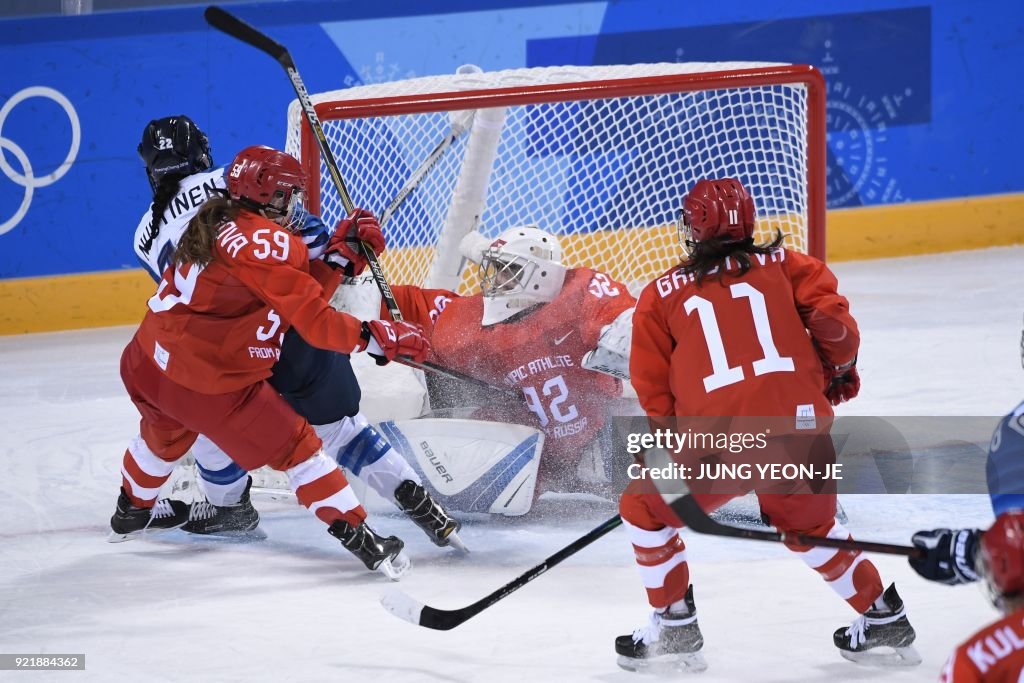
684;282;794;393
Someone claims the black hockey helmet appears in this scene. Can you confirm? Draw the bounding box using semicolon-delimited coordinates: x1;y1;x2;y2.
137;115;213;191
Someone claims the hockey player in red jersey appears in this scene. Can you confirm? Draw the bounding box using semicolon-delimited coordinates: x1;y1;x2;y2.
129;116;462;550
386;225;635;493
616;178;918;672
937;511;1024;683
939;511;1024;682
113;145;432;578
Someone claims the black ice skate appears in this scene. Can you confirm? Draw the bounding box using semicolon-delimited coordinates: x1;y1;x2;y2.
615;585;707;674
394;479;466;550
833;583;921;666
328;518;411;580
108;487;190;542
182;476;262;537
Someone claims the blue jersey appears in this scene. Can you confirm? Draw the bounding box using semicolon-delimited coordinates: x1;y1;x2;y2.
986;400;1024;515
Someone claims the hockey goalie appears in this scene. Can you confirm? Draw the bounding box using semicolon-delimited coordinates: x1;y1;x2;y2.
338;225;637;516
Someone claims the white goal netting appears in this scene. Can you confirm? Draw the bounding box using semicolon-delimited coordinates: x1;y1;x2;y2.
286;61;825;294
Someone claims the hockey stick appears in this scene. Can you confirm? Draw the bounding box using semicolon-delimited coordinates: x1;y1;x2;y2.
204;6;404;322
667;493;921;557
204;11;522;403
640;448;923;558
396;357;522;401
380;482;920;632
381;514;622;630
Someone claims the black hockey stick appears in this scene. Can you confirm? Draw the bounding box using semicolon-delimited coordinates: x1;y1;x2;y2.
204;6;404;322
396;357;521;401
642;448;923;558
668;493;921;557
205;10;523;402
381;514;623;630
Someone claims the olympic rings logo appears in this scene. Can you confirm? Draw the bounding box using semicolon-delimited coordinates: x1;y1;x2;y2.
0;86;81;236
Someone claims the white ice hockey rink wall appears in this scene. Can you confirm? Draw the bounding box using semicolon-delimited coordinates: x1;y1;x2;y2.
286;62;826;295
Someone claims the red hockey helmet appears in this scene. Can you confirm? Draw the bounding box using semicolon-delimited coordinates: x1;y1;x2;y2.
680;178;756;244
226;145;306;225
981;511;1024;601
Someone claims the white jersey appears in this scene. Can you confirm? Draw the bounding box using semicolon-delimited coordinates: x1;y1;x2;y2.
133;167;226;281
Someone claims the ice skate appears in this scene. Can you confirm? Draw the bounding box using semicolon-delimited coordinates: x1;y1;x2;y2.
108;487;190;542
834;583;921;666
616;585;707;674
328;518;411;580
182;476;263;537
394;479;466;551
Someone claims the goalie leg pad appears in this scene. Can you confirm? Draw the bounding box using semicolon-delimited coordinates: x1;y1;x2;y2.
378;418;543;516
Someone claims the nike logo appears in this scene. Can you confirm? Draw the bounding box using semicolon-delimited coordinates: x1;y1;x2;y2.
553;330;575;346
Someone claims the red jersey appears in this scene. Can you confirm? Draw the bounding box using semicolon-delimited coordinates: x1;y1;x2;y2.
630;248;858;418
940;609;1024;682
390;269;635;456
135;210;360;394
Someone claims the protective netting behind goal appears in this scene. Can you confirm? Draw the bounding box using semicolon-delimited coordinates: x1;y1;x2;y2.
286;62;825;294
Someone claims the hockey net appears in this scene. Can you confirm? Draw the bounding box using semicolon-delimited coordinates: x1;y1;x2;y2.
285;62;826;295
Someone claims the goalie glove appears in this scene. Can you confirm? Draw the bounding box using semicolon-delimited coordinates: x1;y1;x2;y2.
908;527;981;585
581;307;633;380
357;319;430;366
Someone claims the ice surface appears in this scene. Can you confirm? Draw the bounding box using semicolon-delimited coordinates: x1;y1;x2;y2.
1;247;1021;682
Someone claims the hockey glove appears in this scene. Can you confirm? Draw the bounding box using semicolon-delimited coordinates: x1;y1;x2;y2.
325;209;386;277
908;527;981;585
823;357;860;406
358;319;430;366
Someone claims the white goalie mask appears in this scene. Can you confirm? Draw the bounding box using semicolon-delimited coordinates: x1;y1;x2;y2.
479;226;567;326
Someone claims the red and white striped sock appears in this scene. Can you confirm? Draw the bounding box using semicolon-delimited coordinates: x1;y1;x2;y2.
623;518;690;610
786;519;884;613
286;450;366;527
120;434;178;508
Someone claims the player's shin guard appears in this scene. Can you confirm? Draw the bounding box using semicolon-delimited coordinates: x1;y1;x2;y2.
785;519;884;613
316;414;421;499
191;435;249;506
317;415;464;549
623;519;690;610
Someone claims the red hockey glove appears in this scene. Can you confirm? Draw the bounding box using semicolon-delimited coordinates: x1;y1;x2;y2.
358;320;430;366
823;358;860;406
325;209;386;276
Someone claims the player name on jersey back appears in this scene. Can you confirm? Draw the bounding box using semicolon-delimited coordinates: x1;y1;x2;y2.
134;168;227;279
653;247;787;297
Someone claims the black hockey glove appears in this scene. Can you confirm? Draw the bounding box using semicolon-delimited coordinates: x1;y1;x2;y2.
908;528;981;585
